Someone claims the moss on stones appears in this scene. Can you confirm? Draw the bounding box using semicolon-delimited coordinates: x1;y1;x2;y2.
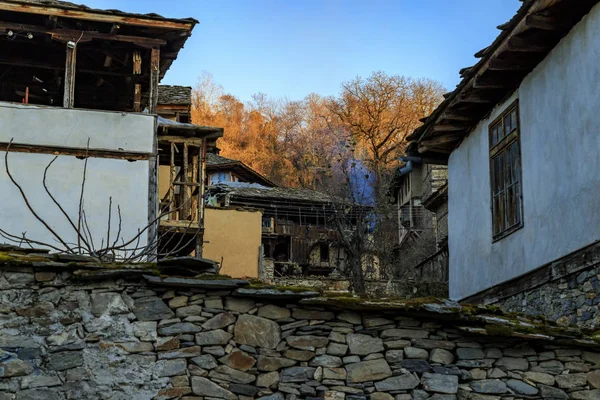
246;281;320;293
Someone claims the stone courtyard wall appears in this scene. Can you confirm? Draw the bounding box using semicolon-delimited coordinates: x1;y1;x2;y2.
1;265;600;400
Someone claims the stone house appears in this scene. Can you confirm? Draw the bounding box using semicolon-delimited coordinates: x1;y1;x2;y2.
405;0;600;324
0;0;222;259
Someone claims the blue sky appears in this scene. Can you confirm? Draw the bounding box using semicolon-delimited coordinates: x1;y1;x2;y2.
85;0;519;102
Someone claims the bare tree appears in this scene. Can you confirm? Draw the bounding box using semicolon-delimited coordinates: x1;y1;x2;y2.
323;157;406;294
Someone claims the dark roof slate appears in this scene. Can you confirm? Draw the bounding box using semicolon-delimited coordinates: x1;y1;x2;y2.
158;85;192;106
206;153;238;166
212;183;333;204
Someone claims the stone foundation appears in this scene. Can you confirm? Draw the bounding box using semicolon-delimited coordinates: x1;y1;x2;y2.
464;241;600;329
496;264;600;329
1;264;600;400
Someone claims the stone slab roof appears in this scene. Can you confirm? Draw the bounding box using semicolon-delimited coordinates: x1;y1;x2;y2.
158;85;193;106
206;153;239;166
211;183;333;204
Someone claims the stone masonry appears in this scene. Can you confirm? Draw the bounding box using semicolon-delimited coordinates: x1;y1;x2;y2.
497;265;600;329
1;259;600;399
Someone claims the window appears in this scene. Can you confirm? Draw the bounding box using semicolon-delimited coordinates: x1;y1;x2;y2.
489;100;523;240
177;113;191;123
320;243;330;263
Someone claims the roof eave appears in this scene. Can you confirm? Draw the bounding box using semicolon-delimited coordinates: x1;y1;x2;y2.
410;0;599;156
1;0;198;30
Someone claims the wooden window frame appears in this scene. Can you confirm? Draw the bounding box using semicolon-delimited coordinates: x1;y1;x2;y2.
489;100;524;242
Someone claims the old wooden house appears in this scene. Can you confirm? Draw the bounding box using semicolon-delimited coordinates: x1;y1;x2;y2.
405;0;600;324
206;182;350;279
389;154;449;281
0;0;222;259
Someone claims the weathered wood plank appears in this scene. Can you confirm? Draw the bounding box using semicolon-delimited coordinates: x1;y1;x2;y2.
507;36;552;52
134;84;142;112
526;14;570;31
0;21;166;47
63;42;77;108
420;133;465;147
148;48;160;114
0;142;151;160
488;58;537;71
0;3;194;30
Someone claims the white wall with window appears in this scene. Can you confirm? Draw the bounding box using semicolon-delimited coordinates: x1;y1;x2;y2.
448;3;600;300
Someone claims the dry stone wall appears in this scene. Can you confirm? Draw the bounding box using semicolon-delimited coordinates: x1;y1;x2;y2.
1;266;600;400
497;265;600;329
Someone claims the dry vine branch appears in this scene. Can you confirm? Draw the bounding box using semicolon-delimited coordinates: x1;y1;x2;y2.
1;140;200;263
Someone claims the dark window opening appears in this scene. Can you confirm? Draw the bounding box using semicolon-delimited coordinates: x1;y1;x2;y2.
320;243;330;263
178;113;191;123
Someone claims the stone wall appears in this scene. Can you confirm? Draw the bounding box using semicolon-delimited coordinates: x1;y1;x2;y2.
496;264;600;329
1;266;600;400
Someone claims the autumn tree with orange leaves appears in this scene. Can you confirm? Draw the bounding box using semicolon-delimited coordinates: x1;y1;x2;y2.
328;71;445;199
191;71;444;204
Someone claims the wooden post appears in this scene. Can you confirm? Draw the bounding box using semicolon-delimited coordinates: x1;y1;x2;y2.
192;149;199;220
133;51;142;75
169;142;176;220
196;138;206;257
149;47;160;114
134;84;142;112
183;143;189;220
63;41;77;108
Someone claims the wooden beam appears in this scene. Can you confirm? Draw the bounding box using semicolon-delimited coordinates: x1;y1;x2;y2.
432;124;469;132
418;144;452;154
420;133;465;147
525;14;570;31
0;57;144;78
488;58;536;71
197;139;206;257
169;142;176;218
441;111;475;122
507;36;552;52
149;47;160;114
63;41;76;108
0;3;194;30
0;21;166;47
134;84;142;112
0;142;151;160
456;94;494;104
158;136;217;144
473;75;517;89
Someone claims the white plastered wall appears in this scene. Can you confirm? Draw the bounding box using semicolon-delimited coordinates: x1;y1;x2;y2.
448;3;600;300
0;103;155;254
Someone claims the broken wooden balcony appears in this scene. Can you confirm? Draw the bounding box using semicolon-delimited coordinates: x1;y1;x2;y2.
157;118;223;258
